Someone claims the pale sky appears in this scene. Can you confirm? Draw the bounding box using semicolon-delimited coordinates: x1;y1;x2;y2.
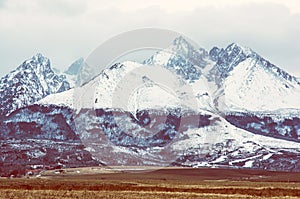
0;0;300;77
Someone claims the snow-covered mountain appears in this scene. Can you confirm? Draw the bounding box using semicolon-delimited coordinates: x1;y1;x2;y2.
0;53;70;116
35;38;300;169
1;36;300;176
38;40;300;115
209;43;300;112
37;37;215;114
35;37;300;141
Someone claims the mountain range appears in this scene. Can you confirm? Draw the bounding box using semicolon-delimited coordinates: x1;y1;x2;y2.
0;36;299;177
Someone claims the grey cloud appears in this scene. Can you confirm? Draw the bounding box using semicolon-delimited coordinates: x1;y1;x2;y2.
0;1;299;77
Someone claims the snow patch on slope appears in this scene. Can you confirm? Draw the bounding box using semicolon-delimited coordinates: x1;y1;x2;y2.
37;89;74;108
37;61;203;112
222;58;300;112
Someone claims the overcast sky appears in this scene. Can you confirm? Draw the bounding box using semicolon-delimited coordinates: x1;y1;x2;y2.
0;0;300;77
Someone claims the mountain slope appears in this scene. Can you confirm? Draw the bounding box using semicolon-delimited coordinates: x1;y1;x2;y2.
172;116;300;171
0;53;70;116
0;104;99;177
38;61;197;112
72;107;300;171
209;43;300;112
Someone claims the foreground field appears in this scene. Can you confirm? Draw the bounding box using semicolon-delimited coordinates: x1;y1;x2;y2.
1;167;300;198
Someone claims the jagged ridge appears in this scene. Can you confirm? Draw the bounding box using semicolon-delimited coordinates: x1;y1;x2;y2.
0;53;70;116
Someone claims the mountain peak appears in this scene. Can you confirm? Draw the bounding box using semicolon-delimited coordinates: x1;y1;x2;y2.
226;43;253;56
226;42;240;52
209;43;299;86
20;53;51;72
170;36;203;56
172;36;191;47
209;43;255;77
0;54;70;116
227;42;240;48
65;57;84;75
143;35;208;81
33;52;47;59
32;53;50;64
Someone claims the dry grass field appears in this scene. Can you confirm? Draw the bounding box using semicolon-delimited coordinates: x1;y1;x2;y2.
1;167;300;198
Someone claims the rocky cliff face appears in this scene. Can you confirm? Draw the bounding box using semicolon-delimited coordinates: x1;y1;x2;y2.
0;53;70;116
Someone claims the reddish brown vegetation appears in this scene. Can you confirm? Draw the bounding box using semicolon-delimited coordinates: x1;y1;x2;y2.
0;168;300;198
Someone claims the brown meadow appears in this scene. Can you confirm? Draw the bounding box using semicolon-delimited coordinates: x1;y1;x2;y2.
1;167;300;198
